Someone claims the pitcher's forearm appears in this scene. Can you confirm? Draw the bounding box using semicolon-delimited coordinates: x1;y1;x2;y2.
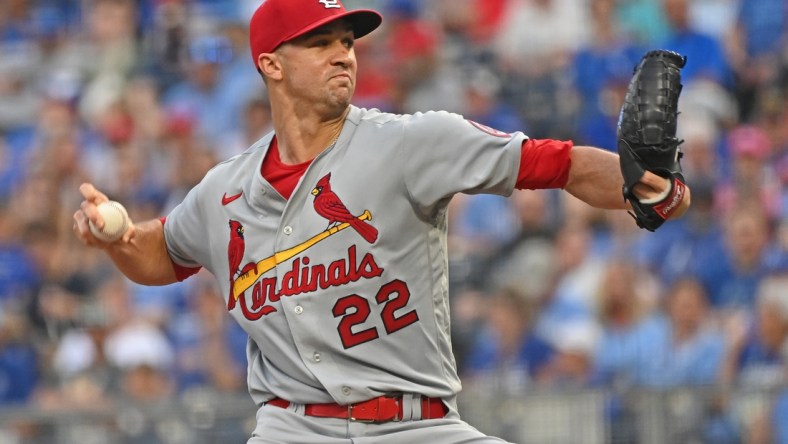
564;146;628;209
102;219;178;286
564;145;691;218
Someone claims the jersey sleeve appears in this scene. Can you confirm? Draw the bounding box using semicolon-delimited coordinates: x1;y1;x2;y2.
515;138;573;190
400;112;526;216
159;217;202;281
163;180;208;270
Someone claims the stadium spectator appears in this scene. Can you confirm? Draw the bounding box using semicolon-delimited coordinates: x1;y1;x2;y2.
591;259;660;387
660;0;733;88
615;0;670;45
535;319;599;388
382;0;461;113
635;276;726;387
449;193;519;260
0;307;38;405
0;200;40;308
463;67;525;135
687;0;739;41
571;0;643;149
494;0;588;74
139;0;189;91
163;34;248;145
716;125;782;220
535;221;604;345
493;0;589;138
445;68;529;275
219;94;273;159
771;388;788;444
463;0;510;44
463;285;555;392
634;179;725;288
744;385;788;444
168;271;246;393
53;0;140;127
676;114;722;184
720;274;788;388
698;203;782;309
474;188;558;296
351;33;394;111
728;0;787;121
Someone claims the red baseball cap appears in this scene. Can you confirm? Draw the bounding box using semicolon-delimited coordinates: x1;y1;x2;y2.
249;0;383;68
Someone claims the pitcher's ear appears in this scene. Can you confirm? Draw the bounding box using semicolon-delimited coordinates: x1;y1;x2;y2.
258;53;283;81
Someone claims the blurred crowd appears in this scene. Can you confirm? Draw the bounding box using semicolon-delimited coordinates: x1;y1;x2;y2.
0;0;786;442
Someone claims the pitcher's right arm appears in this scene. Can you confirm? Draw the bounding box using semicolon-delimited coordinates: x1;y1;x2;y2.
73;183;178;286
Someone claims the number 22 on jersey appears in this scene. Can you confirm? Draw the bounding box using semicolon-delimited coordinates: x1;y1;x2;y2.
333;279;419;349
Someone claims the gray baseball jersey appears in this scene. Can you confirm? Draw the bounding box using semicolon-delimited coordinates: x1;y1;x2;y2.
163;105;527;409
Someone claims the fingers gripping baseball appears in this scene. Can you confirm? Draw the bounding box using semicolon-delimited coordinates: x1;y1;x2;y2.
73;183;136;246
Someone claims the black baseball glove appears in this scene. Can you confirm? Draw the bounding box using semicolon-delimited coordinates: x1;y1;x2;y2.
617;50;688;231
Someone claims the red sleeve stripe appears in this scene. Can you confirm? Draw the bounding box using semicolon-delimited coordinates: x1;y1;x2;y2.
159;216;202;281
516;138;573;190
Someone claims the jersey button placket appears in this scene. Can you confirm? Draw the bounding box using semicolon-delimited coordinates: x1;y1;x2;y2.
294;305;303;315
312;352;321;363
283;226;293;235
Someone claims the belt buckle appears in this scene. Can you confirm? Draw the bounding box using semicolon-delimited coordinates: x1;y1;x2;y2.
348;396;400;423
347;403;372;423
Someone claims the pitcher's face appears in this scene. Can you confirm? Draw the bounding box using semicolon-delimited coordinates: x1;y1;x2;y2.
278;20;357;115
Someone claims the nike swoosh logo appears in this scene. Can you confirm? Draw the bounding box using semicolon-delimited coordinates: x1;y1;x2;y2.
222;192;243;206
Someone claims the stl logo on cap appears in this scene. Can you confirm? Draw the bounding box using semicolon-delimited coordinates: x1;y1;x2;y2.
319;0;342;8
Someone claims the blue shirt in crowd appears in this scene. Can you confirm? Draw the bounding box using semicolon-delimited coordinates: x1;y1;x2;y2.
773;389;788;444
592;315;723;388
465;327;555;378
739;0;787;57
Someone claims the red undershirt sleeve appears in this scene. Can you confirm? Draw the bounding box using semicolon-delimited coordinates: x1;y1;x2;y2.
515;138;573;190
159;217;202;281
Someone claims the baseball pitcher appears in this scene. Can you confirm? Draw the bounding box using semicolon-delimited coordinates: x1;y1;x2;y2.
73;0;690;442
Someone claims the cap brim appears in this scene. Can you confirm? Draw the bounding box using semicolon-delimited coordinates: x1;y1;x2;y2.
281;9;382;47
345;9;383;39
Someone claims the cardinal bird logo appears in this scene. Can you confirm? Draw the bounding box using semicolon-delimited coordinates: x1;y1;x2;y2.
311;173;378;243
227;220;246;309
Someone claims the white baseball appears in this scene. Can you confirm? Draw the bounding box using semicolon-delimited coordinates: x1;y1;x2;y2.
89;201;130;243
